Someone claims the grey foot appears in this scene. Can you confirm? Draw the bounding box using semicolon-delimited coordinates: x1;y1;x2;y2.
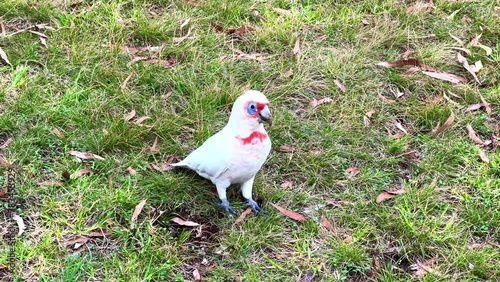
246;198;265;214
214;199;236;215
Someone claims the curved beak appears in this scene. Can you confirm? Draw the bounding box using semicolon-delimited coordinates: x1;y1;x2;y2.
258;106;272;126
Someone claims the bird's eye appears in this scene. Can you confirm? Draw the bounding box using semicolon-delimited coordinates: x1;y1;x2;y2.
247;102;257;115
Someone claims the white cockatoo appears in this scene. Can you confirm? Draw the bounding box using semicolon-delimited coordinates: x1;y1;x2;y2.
171;90;272;214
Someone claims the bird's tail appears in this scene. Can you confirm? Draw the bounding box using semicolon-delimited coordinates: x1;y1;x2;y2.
170;161;189;168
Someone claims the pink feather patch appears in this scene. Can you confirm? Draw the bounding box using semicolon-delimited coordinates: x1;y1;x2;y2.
237;131;267;145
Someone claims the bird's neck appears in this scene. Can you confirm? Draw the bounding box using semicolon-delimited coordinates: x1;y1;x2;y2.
226;119;266;139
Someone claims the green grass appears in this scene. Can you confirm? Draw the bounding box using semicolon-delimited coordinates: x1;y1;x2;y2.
1;0;499;281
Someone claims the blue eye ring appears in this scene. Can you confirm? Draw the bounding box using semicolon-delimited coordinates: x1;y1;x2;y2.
247;102;257;115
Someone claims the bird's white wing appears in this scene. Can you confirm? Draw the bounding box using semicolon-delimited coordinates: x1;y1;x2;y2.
178;130;233;181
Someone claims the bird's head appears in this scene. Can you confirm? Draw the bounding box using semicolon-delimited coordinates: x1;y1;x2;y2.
229;90;272;131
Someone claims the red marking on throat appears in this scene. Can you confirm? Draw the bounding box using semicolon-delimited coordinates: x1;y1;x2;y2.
237;131;267;145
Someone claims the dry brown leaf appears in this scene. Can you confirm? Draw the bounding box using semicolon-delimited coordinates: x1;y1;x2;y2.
320;214;334;231
463;103;484;113
0;156;17;168
334;79;346;92
324;198;343;208
301;269;315;282
430;112;455;137
69;150;105;160
72;169;95;177
375;191;394;203
173;28;193;43
0;47;11;65
108;174;113;188
143;57;176;68
309;149;322;155
39;36;47;48
274;8;293;17
281;68;293;79
52;128;65;138
179;18;190;34
130;199;147;229
185;0;201;7
403;67;420;75
150;163;162;172
231;48;266;64
429;177;438;188
342;234;353;243
293;36;300;55
377;58;428;69
124;109;136;121
394;122;408;134
378;92;395;103
12;214;25;236
314;34;327;42
422;71;466;84
363;111;375;127
466;124;484;145
467;243;482;250
127;56;145;66
126;166;137;175
386;187;405;195
234;207;252;224
193;269;201;281
480;95;491;115
376;188;405;203
369;256;380;279
443;92;461;106
121;71;134;90
311;97;333;107
411;258;436;278
171;217;200;227
87;230;111;238
270;202;306;222
64;236;89;247
345;166;361;178
161;163;172;172
406;2;433;14
457;53;480;83
150;136;160;154
210;22;254;35
401;50;415;60
210;21;225;32
28;30;48;48
37;180;64;187
469;34;493;56
0;138;12;149
478;149;489;163
462;15;472;24
280;181;292;188
450;47;471;55
230;26;254;35
135;116;150;126
277;145;295;153
0;21;5;37
470;60;483;73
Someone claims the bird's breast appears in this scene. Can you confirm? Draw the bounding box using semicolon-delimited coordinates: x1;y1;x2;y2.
220;131;271;183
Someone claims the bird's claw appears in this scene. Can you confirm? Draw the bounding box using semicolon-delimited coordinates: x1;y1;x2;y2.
213;199;237;215
246;198;266;215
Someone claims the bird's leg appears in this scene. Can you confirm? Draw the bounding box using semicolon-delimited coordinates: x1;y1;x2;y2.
241;177;263;214
214;181;236;215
